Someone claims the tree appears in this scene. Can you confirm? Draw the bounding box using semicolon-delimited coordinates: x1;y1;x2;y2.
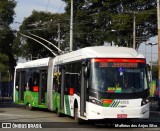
15;1;157;59
0;53;10;81
152;63;158;80
15;11;69;59
63;0;157;50
0;0;17;79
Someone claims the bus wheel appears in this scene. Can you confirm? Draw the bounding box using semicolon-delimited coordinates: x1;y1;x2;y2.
74;108;78;121
57;108;63;117
74;108;83;123
26;103;33;111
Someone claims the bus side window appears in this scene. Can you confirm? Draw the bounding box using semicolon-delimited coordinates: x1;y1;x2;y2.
70;74;76;95
53;66;61;93
64;74;70;95
53;76;58;91
32;72;40;92
42;71;47;92
21;71;26;92
75;74;80;94
74;62;81;94
64;73;78;95
28;77;33;90
63;62;81;95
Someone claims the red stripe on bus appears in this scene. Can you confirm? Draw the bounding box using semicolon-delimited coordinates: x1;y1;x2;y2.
91;58;145;63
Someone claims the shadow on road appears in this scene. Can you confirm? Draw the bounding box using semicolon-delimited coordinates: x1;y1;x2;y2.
0;97;24;108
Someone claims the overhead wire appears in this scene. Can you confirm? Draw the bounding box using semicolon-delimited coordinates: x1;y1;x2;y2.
57;2;65;13
45;0;51;12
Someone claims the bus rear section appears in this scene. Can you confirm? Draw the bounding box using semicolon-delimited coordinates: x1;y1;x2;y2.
79;58;149;120
13;58;50;110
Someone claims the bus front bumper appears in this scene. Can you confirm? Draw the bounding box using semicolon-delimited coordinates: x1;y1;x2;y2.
85;103;149;120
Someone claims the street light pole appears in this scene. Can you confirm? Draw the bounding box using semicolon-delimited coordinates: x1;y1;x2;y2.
133;14;136;49
70;0;73;51
157;0;160;93
147;42;158;82
151;44;153;82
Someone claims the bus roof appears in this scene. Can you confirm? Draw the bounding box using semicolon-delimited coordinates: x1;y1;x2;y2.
55;46;144;64
16;57;51;69
16;46;145;69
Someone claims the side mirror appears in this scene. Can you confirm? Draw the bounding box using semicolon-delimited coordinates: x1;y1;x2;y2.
83;64;90;79
146;64;151;82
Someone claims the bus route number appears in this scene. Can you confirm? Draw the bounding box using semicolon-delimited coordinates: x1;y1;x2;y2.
120;100;129;105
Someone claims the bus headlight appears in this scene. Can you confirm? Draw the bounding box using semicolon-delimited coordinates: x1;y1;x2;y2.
89;96;102;106
141;98;149;106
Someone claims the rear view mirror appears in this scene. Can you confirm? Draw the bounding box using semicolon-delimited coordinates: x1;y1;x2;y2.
146;64;151;82
83;66;90;78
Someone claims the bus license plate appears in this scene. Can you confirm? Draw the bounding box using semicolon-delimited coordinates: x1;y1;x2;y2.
117;114;127;118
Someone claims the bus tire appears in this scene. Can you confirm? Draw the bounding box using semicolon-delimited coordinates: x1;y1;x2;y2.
74;107;83;124
57;108;63;117
26;103;33;111
74;107;78;120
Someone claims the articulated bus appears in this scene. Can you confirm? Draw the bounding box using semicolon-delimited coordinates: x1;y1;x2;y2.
13;46;149;121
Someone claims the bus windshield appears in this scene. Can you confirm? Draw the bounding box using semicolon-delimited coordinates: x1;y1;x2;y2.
89;58;148;93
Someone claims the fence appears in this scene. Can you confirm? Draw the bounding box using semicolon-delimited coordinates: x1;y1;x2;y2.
149;80;160;110
0;81;13;98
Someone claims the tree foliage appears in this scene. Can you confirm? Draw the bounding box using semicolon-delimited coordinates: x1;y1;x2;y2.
152;65;158;80
63;0;157;49
15;0;157;59
0;0;16;78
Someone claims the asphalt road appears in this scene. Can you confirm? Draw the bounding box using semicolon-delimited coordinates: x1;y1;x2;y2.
0;98;160;131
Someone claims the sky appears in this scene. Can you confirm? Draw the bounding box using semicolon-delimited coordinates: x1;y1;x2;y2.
138;36;158;64
10;0;158;64
11;0;66;30
10;0;66;63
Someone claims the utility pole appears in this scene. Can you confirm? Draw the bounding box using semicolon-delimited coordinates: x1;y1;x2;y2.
157;0;160;96
0;72;1;100
70;0;73;51
133;13;136;49
58;22;61;49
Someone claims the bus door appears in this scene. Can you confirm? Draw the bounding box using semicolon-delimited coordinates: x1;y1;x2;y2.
60;66;65;110
80;61;89;117
18;71;25;102
53;66;61;111
39;70;47;104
